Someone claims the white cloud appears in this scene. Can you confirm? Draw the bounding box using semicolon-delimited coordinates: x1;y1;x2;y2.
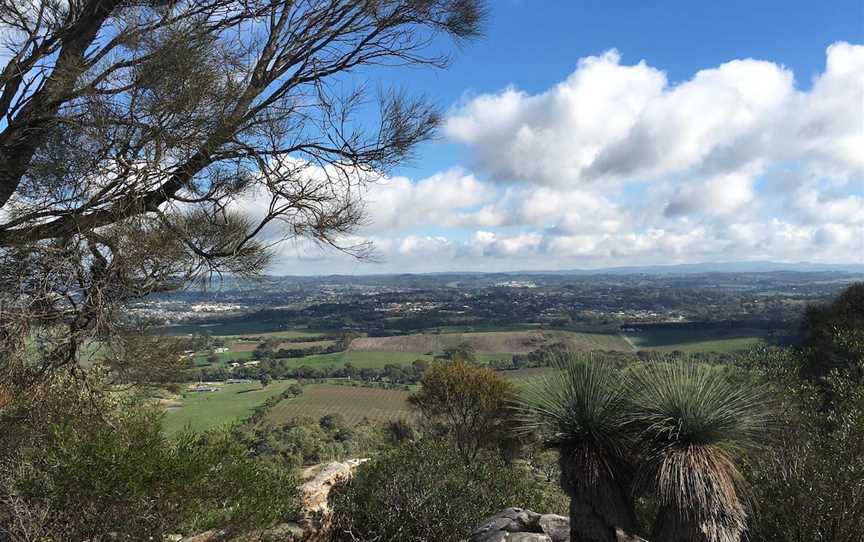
365;168;492;232
238;43;863;274
445;42;863;194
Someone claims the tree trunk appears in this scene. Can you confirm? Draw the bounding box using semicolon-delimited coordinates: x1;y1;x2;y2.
560;457;640;542
651;505;742;542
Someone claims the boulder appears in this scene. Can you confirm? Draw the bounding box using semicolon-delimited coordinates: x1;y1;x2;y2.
469;509;648;542
180;458;367;542
468;508;569;542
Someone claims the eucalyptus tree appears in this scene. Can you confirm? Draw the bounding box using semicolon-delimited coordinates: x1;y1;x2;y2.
0;0;487;391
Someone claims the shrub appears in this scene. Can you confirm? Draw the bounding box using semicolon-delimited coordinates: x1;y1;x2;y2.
237;416;387;469
739;345;864;541
330;439;562;542
0;389;298;541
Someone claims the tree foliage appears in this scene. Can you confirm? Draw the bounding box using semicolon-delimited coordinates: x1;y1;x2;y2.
0;0;488;388
329;439;560;542
0;373;298;540
799;282;864;381
409;359;517;462
739;339;864;541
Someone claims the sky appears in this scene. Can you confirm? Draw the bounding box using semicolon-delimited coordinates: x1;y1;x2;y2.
263;0;863;275
11;0;861;276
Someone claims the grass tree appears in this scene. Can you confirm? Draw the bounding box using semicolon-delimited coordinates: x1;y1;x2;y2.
518;353;641;542
626;362;772;542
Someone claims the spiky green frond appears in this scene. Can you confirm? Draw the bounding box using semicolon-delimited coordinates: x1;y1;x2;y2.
626;361;771;455
626;360;773;541
516;352;634;486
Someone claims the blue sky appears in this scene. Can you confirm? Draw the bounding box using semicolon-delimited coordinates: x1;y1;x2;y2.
395;0;863;179
268;1;863;274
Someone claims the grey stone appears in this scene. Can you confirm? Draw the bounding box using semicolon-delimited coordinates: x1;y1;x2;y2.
468;508;570;542
538;514;569;542
507;534;552;542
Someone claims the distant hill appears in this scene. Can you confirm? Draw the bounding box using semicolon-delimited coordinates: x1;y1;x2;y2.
523;261;864;276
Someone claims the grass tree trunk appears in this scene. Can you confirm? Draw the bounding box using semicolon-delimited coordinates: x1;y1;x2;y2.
650;506;706;542
650;501;745;542
560;453;640;542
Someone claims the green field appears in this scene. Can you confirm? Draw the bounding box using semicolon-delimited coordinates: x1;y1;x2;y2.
192;350;255;366
548;331;633;352
156;321;328;337
162;381;296;435
266;383;412;425
623;328;772;353
182;326;771;373
186;329;636;370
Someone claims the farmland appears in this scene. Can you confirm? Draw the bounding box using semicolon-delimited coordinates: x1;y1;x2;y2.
623;327;774;353
162;381;296;435
186;329;634;371
348;330;545;353
266;384;413;425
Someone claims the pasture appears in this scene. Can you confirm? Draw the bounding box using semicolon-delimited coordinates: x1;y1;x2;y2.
348;330;545;353
162;380;295;435
266;384;413;425
623;327;772;353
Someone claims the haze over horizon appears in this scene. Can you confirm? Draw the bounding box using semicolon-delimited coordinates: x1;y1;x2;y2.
240;1;863;275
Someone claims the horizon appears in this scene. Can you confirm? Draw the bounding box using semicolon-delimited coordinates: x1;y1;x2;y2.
208;260;864;279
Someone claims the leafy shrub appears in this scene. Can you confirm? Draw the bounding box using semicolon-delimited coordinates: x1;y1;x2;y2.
238;416;387;469
330;439;563;542
739;345;864;541
0;377;298;541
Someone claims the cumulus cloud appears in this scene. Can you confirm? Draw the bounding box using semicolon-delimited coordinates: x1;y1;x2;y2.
246;43;863;274
364;168;493;232
445;42;863;192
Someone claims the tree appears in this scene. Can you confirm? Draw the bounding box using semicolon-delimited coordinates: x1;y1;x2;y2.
408;359;516;462
259;373;271;387
799;283;864;381
411;358;428;374
443;341;477;363
627;362;771;542
517;353;640;542
739;338;864;541
0;0;488;392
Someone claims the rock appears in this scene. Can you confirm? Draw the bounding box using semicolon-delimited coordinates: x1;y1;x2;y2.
538;514;570;542
468;508;569;542
507;534;551;542
181;459;368;542
469;509;648;542
299;458;368;530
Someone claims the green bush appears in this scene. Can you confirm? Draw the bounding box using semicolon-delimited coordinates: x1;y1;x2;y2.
739;346;864;541
237;416;387;469
0;379;298;541
330;439;564;542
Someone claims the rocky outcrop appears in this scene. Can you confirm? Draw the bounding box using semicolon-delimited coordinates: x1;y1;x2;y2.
178;459;367;542
469;508;648;542
292;458;368;539
469;508;570;542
